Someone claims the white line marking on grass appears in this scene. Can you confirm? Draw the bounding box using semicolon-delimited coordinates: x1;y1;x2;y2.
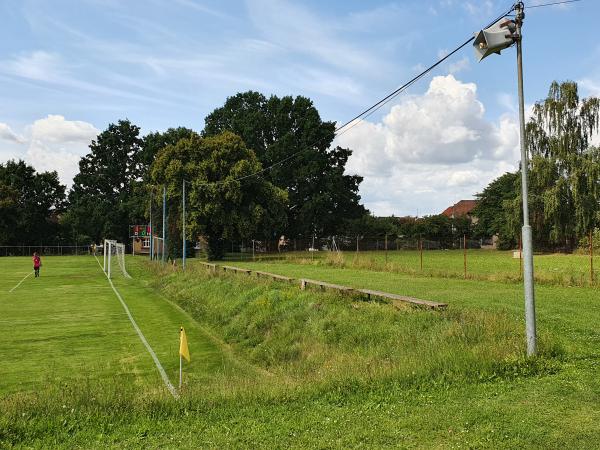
8;271;33;293
94;255;179;399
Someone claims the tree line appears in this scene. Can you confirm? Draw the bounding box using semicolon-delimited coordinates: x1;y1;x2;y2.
473;81;600;251
1;92;367;258
1;81;598;256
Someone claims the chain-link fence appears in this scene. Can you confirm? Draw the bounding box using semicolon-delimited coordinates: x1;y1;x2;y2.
0;245;93;257
195;235;487;261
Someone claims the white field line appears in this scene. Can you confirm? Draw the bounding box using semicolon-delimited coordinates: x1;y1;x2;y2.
94;255;179;399
8;271;33;293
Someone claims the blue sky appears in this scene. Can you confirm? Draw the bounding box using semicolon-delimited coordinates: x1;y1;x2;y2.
0;0;598;216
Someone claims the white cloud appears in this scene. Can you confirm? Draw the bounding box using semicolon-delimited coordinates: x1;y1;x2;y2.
0;123;25;143
245;0;388;75
579;78;600;97
335;75;521;216
0;116;98;186
3;51;65;82
448;57;470;74
29;115;98;144
25;115;98;184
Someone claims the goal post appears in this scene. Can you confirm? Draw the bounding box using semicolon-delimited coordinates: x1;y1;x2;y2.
103;239;131;279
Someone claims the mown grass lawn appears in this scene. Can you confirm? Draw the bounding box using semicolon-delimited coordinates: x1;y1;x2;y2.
1;255;599;448
244;249;599;287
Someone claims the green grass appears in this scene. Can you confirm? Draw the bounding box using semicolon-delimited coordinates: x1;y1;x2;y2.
244;249;599;287
0;256;240;397
1;255;600;448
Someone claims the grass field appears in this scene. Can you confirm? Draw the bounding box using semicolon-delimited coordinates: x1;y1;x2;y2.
243;249;599;287
1;253;600;448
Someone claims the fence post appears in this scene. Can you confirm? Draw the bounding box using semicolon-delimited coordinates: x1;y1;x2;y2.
356;235;359;254
463;234;467;279
419;237;423;271
385;234;388;264
591;229;594;285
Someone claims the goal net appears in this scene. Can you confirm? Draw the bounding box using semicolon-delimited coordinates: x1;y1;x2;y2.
103;239;131;279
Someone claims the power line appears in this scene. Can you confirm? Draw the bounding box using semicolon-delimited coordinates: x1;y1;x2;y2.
196;3;518;187
527;0;582;8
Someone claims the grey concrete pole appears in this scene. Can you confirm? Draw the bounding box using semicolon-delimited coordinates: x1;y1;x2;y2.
182;180;186;270
515;2;537;356
162;185;166;264
149;195;153;261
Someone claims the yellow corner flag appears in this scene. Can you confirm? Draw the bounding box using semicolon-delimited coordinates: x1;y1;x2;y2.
179;327;190;362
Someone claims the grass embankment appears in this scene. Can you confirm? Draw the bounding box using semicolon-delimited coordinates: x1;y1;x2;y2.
2;256;599;448
246;249;599;287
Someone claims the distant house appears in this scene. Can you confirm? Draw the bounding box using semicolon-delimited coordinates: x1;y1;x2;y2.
441;200;479;224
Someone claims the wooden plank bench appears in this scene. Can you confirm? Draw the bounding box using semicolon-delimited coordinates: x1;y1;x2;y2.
357;288;447;310
254;270;295;282
221;265;252;274
300;278;355;293
201;263;446;311
197;261;217;271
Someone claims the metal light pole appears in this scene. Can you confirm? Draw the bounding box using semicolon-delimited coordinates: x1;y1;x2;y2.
514;3;536;356
182;180;187;270
149;191;153;261
474;2;536;355
162;185;166;264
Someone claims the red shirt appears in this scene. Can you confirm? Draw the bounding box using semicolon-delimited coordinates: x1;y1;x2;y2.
33;256;41;268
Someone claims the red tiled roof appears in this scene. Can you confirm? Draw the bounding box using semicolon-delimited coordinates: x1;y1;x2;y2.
441;200;478;218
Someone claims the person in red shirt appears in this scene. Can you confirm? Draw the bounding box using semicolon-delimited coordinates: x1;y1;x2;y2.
32;252;41;278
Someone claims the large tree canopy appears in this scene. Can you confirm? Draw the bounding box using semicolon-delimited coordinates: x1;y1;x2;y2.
515;81;599;249
472;172;520;249
66;120;144;244
0;160;65;245
203;91;366;236
478;81;600;250
150;131;287;260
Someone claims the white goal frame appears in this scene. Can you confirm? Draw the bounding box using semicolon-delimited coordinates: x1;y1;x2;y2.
103;239;131;279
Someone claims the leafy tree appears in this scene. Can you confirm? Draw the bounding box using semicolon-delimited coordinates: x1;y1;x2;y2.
472;172;520;249
342;214;399;237
503;81;600;250
150;131;287;260
141;127;195;175
135;127;197;258
0;182;17;244
203;91;365;236
66;120;144;244
0;160;66;245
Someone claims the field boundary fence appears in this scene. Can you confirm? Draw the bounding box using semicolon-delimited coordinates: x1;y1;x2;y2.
194;234;596;286
0;245;93;257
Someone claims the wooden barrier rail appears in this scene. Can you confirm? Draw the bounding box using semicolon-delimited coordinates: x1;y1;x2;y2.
254;270;294;282
300;278;354;293
194;261;447;310
222;265;252;274
357;288;447;310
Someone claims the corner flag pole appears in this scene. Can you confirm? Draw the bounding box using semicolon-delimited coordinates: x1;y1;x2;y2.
179;326;190;389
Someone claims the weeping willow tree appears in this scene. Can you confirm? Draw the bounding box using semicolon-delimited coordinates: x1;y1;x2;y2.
505;81;600;250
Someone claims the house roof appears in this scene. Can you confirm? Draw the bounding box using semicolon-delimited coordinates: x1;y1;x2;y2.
441;200;478;218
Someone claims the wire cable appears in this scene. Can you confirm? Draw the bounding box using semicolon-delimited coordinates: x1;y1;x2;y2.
527;0;582;8
197;4;517;186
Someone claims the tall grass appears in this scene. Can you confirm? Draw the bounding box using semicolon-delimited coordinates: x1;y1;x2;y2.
0;257;567;448
150;262;562;389
294;250;600;287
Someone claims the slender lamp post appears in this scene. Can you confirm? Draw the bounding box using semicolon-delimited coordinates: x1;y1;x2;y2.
474;1;536;355
182;180;191;270
162;185;166;264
